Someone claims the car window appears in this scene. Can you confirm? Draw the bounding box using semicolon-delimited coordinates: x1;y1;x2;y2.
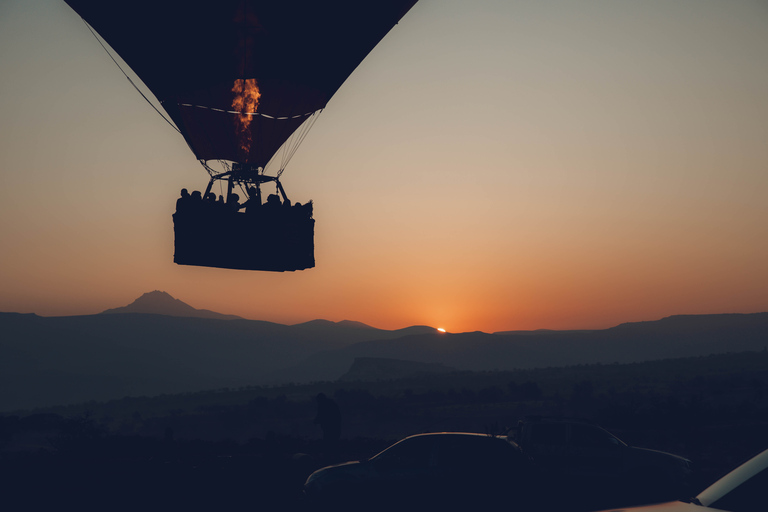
371;435;435;470
437;436;523;472
570;424;622;448
438;436;491;468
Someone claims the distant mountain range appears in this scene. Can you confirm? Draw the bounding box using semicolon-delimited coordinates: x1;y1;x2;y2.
280;312;768;383
1;292;767;412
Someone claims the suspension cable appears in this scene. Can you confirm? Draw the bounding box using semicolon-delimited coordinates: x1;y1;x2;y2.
276;109;323;179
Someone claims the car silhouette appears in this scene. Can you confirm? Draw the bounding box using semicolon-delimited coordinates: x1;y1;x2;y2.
514;417;694;507
597;446;768;512
303;432;540;511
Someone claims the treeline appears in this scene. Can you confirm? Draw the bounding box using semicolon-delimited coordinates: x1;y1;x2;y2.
4;350;767;447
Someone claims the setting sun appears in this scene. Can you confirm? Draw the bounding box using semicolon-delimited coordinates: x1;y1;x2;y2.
437;328;446;333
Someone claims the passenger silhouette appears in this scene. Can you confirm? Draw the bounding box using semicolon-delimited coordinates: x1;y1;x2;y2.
175;188;190;212
314;393;341;444
265;193;281;209
215;194;227;212
241;187;261;213
189;190;203;213
227;193;240;212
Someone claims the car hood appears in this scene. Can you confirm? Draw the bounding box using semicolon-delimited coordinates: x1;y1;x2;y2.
305;460;373;490
317;460;363;472
596;500;704;512
697;447;768;507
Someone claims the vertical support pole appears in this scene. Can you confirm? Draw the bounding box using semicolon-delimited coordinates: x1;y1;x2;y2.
204;178;215;199
276;179;289;204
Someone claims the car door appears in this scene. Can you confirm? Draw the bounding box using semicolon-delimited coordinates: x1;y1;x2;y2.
433;435;530;505
526;422;570;470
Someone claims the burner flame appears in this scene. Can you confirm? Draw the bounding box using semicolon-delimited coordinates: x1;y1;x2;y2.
231;79;261;157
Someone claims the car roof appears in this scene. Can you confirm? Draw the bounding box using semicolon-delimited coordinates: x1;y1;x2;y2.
525;416;597;423
369;432;513;460
406;432;498;438
404;432;518;444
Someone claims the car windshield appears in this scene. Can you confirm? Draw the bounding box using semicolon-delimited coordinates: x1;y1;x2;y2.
369;435;435;470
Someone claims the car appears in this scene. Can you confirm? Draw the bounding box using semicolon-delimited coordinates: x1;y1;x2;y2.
596;446;768;512
514;417;694;506
303;432;540;511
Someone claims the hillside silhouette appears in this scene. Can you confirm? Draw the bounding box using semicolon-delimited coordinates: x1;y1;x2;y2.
338;357;456;381
1;293;767;411
279;312;768;382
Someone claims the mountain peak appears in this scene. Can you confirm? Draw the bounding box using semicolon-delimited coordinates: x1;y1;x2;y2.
101;291;242;320
134;290;180;306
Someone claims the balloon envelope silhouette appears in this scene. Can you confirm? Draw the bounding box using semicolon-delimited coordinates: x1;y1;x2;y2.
64;0;418;167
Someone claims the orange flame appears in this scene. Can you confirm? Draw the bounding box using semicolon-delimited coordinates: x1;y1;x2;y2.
232;79;261;157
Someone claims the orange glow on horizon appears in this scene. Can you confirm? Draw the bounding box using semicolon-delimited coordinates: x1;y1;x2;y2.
3;1;768;338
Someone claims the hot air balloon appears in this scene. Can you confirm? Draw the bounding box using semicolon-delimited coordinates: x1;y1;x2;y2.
63;0;418;271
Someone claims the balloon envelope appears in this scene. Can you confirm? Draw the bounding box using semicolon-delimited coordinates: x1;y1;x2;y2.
64;0;418;167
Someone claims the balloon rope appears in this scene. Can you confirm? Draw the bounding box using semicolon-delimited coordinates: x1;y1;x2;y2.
277;110;322;179
81;19;181;135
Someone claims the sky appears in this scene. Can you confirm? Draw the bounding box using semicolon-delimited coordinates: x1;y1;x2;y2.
1;0;767;333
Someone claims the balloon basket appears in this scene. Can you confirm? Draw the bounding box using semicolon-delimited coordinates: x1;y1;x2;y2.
173;205;314;272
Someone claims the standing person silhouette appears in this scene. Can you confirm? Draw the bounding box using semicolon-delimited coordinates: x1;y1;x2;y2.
175;188;190;212
314;393;341;446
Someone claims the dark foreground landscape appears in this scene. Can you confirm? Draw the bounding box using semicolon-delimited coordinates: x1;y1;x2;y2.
3;350;767;511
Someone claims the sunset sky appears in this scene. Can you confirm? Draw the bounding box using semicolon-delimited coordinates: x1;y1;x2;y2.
2;0;767;333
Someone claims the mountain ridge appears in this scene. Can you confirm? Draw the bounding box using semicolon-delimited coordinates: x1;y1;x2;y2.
2;296;768;412
276;312;768;382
